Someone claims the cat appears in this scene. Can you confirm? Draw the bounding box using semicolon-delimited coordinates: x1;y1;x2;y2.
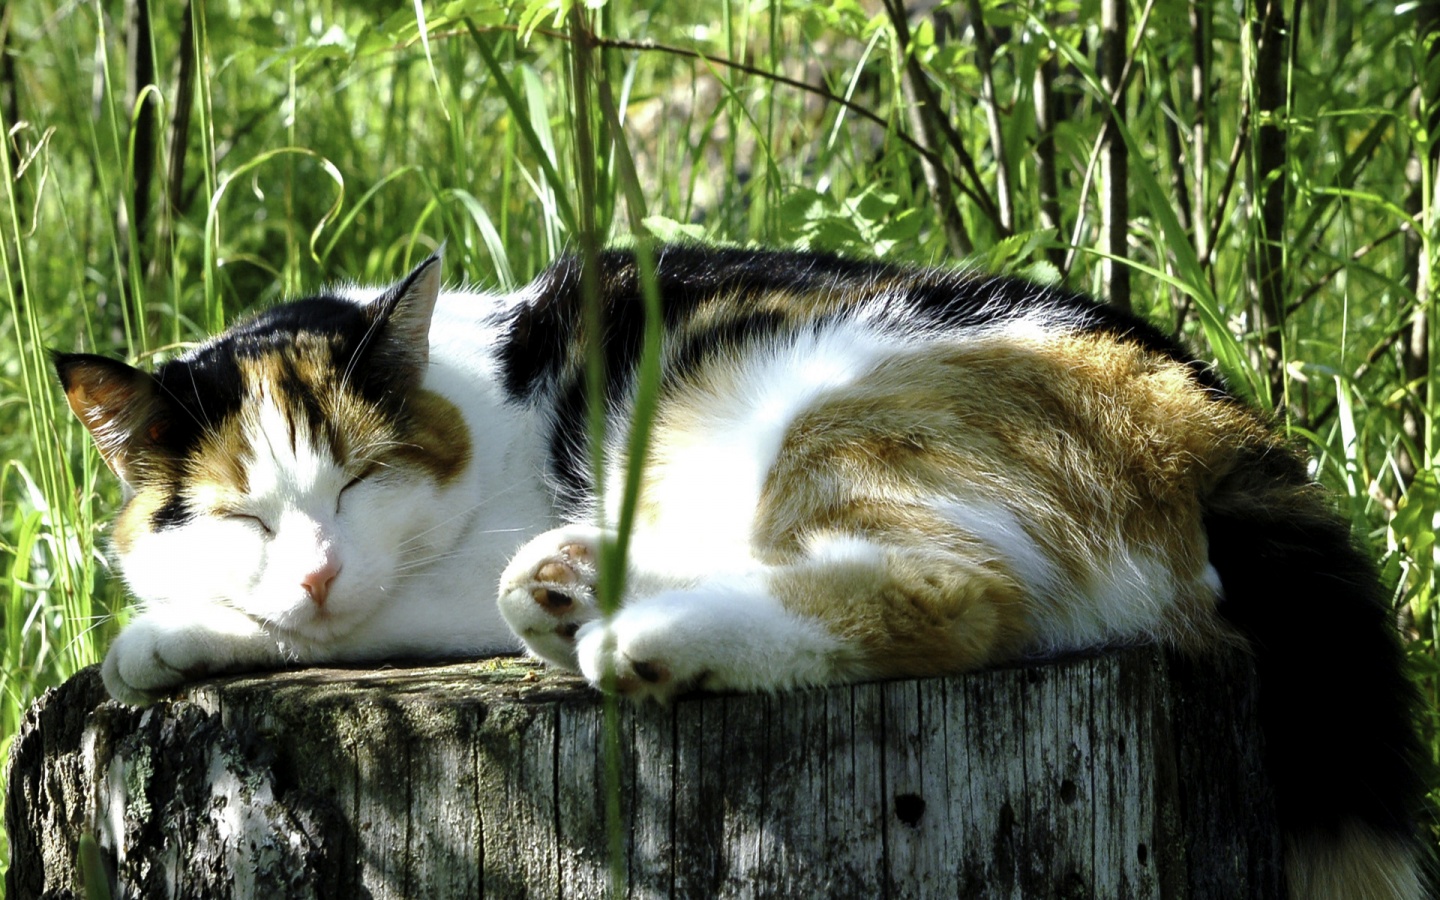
58;243;1426;898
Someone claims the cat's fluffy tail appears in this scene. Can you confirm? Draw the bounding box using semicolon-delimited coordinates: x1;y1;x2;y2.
1203;450;1432;899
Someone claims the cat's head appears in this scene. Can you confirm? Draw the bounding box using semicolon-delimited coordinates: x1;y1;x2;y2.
56;251;471;643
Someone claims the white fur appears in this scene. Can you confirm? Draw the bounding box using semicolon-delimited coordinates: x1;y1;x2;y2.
108;271;1192;705
499;309;1228;698
934;498;1063;599
1025;548;1175;651
598;319;898;577
591;310;1099;591
932;497;1220;651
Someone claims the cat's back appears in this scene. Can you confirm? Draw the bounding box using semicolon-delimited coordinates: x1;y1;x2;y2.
498;243;1224;402
496;244;1244;518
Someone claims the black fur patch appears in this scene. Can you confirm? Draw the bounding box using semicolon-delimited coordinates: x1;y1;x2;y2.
1207;490;1427;842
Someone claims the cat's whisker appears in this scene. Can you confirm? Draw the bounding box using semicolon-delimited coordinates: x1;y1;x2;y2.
64;614;124;655
340;291;400;393
382;479;535;540
390;552;469;573
139;364;216;440
186;365;210;433
393;499;546;552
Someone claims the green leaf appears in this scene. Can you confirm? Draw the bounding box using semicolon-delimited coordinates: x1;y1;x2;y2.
641;215;708;243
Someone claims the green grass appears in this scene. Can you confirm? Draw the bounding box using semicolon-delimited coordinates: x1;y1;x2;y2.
3;0;1438;891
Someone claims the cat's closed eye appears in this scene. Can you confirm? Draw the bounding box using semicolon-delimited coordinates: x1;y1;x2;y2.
223;512;272;536
336;479;361;514
336;466;379;513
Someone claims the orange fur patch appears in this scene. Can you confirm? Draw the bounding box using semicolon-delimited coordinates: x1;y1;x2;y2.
741;330;1275;673
378;390;472;485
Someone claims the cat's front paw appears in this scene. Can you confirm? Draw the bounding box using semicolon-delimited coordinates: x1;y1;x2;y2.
575;622;686;703
497;525;606;669
574;598;720;703
101;618;213;706
574;588;848;703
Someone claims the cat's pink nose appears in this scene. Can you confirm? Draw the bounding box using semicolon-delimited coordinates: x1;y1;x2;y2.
303;557;341;607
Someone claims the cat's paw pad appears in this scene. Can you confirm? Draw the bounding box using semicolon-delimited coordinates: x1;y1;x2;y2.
604;652;677;697
528;542;595;615
628;659;672;687
498;526;606;669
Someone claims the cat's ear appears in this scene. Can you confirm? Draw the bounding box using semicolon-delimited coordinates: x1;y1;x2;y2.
359;246;443;392
53;352;171;485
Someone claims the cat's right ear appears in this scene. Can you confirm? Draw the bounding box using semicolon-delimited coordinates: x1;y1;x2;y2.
52;352;169;485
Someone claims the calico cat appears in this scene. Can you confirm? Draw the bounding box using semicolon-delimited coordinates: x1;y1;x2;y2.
58;244;1424;898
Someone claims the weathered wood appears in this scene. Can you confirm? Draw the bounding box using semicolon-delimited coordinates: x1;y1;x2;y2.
6;647;1284;899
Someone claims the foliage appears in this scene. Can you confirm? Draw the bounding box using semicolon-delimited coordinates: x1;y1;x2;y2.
2;0;1437;888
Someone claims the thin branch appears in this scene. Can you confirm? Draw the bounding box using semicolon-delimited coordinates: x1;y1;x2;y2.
423;21;1001;233
1397;0;1440;478
1060;0;1158;278
1033;51;1063;268
1202;102;1249;270
1306;307;1425;436
593;32;995;222
152;0;195;281
1;1;19;190
1160;55;1195;321
125;0;157;255
595;53;648;236
1099;0;1130;310
166;2;195;218
967;0;1013;233
901;69;973;256
1284;226;1405;317
1190;0;1211;268
1251;0;1295;404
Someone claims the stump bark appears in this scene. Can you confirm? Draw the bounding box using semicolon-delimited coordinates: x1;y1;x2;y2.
5;647;1283;899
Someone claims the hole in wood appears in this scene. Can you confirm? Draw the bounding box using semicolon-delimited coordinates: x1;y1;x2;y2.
893;792;926;827
1059;778;1078;804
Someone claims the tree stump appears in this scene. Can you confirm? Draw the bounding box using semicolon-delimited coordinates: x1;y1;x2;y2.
5;647;1283;899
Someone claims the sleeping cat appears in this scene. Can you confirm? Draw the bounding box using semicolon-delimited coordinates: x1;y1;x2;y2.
58;244;1425;898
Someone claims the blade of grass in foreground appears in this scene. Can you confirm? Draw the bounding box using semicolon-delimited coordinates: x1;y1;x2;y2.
564;8;628;895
